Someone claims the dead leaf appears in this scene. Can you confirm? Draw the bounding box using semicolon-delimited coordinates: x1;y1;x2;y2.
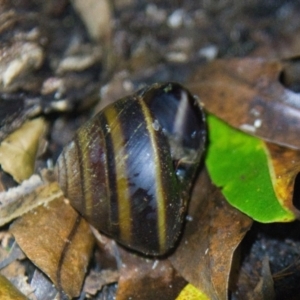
0;274;28;300
0;41;44;89
83;269;119;296
265;142;300;218
72;0;112;41
55;45;102;75
30;269;58;300
0;175;63;227
187;57;300;149
116;248;187;300
176;283;210;300
0;94;42;144
0;246;33;299
10;198;95;298
0;242;25;270
82;228;120;296
0;170;17;192
91;227;119;271
249;257;275;300
169;168;252;300
0;118;47;183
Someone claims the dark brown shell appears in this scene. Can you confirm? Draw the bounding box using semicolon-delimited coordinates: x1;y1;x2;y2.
55;82;206;255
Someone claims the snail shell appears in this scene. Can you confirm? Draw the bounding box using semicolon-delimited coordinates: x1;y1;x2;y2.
55;82;206;255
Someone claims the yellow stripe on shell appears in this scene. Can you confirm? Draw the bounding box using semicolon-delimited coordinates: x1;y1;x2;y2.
104;105;132;243
76;128;94;218
138;97;167;254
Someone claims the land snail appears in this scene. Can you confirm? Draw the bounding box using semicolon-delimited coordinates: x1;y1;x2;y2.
55;82;206;256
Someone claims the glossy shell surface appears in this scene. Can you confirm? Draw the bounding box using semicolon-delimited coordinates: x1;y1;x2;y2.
55;82;206;255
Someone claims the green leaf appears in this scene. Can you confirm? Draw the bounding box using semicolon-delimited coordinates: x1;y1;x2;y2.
205;114;295;223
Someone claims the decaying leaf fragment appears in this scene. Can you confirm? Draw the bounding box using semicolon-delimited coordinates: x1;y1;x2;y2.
0;117;47;183
10;198;95;298
0;243;33;299
116;248;187;300
249;257;275;300
0;41;44;90
266;142;300;218
0;274;28;300
88;221;186;299
71;0;112;41
169;169;252;300
176;283;210;300
0;174;63;227
83;269;119;296
187;57;300;150
30;269;58;300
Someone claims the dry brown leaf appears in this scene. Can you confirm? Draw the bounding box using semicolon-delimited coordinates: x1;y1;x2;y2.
91;227;119;271
55;45;102;75
266;142;300;217
116;248;187;300
0;41;44;89
0;118;47;183
187;57;300;149
82;228;120;296
0;274;28;300
0;245;33;299
248;257;275;300
0;95;42;144
10;198;95;298
83;269;119;296
30;269;58;300
0;242;25;270
72;0;112;41
169;168;252;300
0;175;63;227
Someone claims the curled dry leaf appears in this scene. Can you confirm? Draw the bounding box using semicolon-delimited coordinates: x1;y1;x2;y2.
0;245;33;299
30;269;57;300
265;142;300;218
169;169;252;300
91;227;119;271
0;174;63;227
83;229;119;296
10;198;95;298
31;269;58;300
56;45;102;75
0;94;45;144
0;9;18;34
89;222;186;299
116;247;187;300
0;242;25;270
0;118;48;183
0;41;44;91
72;0;112;41
0;274;28;300
249;257;275;300
83;270;119;296
187;57;300;149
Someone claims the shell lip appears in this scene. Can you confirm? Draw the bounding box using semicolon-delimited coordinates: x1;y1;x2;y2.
139;82;207;187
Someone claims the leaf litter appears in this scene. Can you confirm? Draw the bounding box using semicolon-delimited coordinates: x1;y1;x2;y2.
1;1;300;299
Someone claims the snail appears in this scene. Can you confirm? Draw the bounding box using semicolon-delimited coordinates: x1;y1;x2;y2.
55;82;206;256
